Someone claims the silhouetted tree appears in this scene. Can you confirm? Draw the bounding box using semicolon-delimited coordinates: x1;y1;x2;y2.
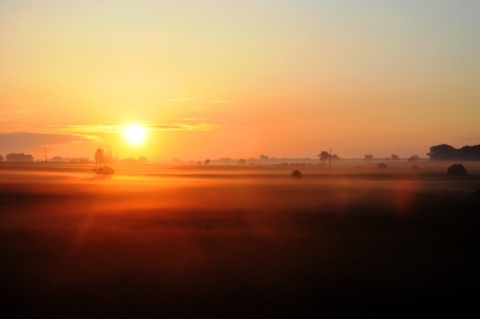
138;156;148;164
408;155;419;162
70;157;89;163
429;144;480;160
51;156;69;162
6;153;34;162
0;155;4;162
390;154;399;161
260;155;269;160
204;159;211;165
318;151;330;163
291;170;302;178
219;158;232;164
364;154;373;161
331;154;341;161
377;163;387;169
447;164;467;176
238;159;247;165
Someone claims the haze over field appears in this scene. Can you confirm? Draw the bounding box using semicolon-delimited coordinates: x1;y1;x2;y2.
1;0;480;161
1;162;480;317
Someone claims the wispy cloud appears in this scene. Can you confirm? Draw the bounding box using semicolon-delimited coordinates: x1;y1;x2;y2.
0;132;93;151
55;122;219;134
181;117;209;122
169;98;194;102
210;100;233;104
148;122;218;132
59;125;121;134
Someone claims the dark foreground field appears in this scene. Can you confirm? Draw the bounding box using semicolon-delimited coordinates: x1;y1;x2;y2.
1;163;480;318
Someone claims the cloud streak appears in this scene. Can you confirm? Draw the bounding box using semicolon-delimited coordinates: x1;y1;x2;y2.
148;123;219;132
0;132;93;152
57;122;218;134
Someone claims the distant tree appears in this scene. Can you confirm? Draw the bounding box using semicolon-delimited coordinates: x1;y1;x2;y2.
51;156;69;163
238;159;247;165
318;151;330;163
219;158;232;164
204;159;211;165
429;144;480;160
364;154;374;161
138;156;148;164
6;153;34;162
70;157;89;163
0;155;4;162
197;161;202;165
447;164;467;176
390;154;399;161
291;170;302;178
408;155;419;162
428;144;455;159
377;163;387;169
331;154;341;161
259;155;269;161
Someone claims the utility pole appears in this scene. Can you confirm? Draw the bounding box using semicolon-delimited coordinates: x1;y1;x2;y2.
44;148;47;163
329;147;332;171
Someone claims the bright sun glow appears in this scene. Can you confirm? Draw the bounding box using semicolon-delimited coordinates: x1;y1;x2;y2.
124;124;147;144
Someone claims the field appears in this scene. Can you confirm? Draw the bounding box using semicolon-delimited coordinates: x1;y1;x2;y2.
1;161;480;318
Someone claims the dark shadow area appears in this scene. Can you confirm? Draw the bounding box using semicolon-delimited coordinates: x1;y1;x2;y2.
1;168;480;318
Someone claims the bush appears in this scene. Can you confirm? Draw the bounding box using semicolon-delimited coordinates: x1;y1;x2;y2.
377;163;387;169
447;164;467;176
291;170;302;178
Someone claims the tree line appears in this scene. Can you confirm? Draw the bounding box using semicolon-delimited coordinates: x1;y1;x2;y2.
428;144;480;160
0;153;34;162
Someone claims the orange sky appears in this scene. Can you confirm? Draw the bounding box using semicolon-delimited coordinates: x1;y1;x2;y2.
1;0;479;161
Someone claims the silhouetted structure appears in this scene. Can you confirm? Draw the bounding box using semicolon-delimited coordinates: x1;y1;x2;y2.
429;144;480;160
93;148;114;175
447;164;467;176
5;153;34;162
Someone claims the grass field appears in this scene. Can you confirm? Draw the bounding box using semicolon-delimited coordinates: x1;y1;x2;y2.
1;161;480;318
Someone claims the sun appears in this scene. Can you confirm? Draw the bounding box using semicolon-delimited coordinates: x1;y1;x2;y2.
124;124;147;144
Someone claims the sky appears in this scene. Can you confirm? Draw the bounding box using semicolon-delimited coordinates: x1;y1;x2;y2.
1;0;479;161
